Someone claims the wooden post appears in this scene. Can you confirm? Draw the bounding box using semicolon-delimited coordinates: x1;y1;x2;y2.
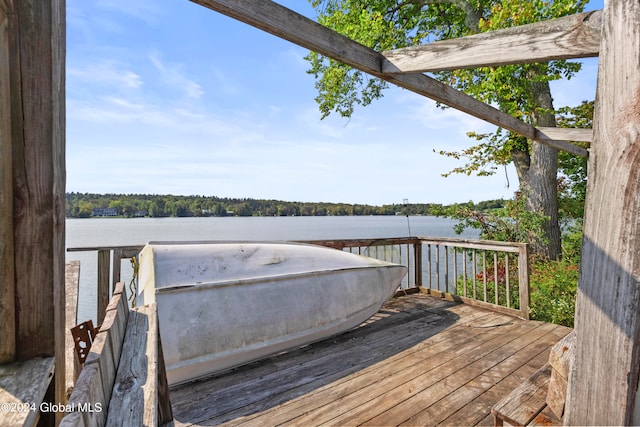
564;0;640;424
97;250;111;324
517;244;529;320
4;0;66;417
413;241;422;287
0;0;16;365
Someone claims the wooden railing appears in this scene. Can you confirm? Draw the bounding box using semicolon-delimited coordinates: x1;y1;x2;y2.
67;236;529;322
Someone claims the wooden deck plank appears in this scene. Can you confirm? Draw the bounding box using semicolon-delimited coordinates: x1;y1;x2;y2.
399;327;570;426
439;346;553;426
168;295;570;427
333;322;556;426
221;312;516;427
172;297;471;424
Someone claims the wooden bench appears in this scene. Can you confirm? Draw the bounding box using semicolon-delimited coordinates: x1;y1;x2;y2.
60;282;172;426
491;364;561;426
492;331;575;426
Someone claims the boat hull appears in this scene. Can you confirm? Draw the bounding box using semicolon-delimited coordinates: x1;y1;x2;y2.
138;241;407;385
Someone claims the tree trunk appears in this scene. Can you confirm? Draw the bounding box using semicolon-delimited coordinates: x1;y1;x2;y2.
527;76;561;260
509;75;561;261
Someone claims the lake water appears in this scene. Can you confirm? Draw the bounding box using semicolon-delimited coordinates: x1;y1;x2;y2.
66;215;477;323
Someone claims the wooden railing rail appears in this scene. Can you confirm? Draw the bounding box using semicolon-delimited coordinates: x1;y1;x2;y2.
67;236;529;322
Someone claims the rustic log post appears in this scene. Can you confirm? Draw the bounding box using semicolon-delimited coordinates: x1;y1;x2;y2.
564;0;640;424
3;0;66;417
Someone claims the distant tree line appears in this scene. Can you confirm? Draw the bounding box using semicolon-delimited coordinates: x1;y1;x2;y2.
65;192;505;218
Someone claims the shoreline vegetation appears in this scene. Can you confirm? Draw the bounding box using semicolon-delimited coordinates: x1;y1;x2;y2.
65;192;505;219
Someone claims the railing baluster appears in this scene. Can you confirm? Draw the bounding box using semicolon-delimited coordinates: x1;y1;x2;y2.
494;251;499;305
435;245;440;292
472;250;477;300
453;249;457;296
505;253;511;308
482;251;487;302
463;250;467;298
427;244;432;290
444;246;449;293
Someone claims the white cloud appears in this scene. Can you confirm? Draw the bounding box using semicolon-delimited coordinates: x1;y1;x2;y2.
68;61;143;89
149;53;204;99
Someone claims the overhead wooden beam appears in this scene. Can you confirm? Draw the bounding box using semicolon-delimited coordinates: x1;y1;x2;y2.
536;127;592;143
382;10;602;73
564;0;640;425
190;0;588;158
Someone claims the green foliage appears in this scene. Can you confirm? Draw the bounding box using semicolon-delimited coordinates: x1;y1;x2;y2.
307;0;586;130
444;192;547;244
529;259;579;327
556;101;593;219
65;192;446;218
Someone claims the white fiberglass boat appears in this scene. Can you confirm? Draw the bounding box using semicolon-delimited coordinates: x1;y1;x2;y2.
138;241;407;385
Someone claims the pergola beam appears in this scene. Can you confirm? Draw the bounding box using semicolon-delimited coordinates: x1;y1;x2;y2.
190;0;588;159
536;127;592;143
382;10;602;73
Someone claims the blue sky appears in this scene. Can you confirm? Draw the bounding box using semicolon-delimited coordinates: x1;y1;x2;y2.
66;0;603;206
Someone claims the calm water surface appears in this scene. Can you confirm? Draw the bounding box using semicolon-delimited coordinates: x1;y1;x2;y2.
66;216;477;322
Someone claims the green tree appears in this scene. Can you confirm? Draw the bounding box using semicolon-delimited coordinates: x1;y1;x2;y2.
306;0;588;259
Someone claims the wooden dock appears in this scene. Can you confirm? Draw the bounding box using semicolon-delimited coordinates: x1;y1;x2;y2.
169;294;570;426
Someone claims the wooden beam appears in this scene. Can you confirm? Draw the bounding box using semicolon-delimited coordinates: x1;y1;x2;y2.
381;10;602;73
0;0;15;364
189;0;588;158
564;1;640;425
536;127;592;143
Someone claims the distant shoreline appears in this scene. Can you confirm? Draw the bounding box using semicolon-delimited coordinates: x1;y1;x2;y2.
65;192;505;219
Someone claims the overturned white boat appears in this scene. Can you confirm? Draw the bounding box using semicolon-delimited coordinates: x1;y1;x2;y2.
138;241;407;385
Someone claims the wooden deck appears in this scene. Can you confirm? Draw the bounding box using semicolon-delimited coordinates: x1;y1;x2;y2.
169;294;571;426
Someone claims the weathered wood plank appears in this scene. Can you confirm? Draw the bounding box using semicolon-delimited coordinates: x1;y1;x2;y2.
564;1;640;425
381;10;602;73
11;0;66;360
286;320;546;426
106;304;158;427
537;127;592;143
440;347;553;426
354;323;558;427
0;0;16;365
172;300;477;424
64;283;129;427
6;0;66;414
396;327;569;426
0;357;55;427
189;0;587;158
65;261;81;400
208;309;512;426
492;364;552;427
97;250;110;325
170;296;569;427
66;362;107;426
